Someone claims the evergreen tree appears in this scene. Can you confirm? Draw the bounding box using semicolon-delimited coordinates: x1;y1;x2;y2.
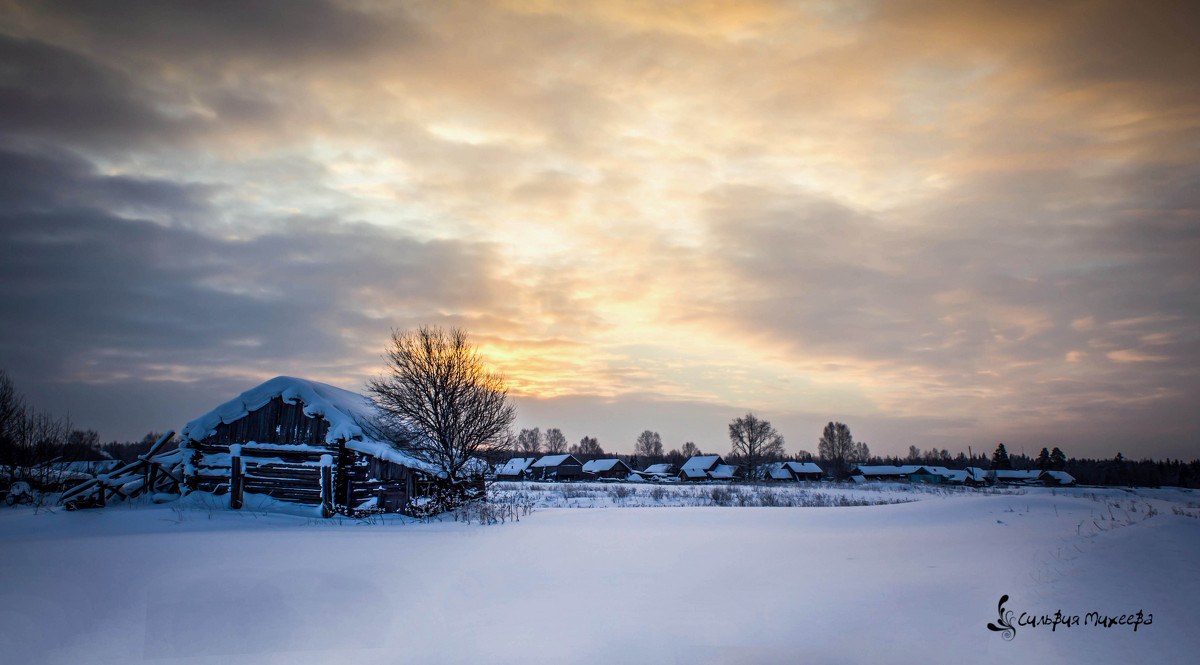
991;443;1012;470
1049;447;1066;471
1036;447;1050;470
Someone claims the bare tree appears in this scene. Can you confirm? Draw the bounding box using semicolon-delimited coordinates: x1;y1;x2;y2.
680;441;701;458
728;413;785;479
517;428;542;456
818;421;855;479
544;428;568;454
634;430;663;459
368;326;516;480
0;370;73;491
571;436;603;457
853;441;870;464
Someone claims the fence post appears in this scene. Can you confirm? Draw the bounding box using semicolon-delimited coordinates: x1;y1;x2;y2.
320;454;334;518
230;444;243;510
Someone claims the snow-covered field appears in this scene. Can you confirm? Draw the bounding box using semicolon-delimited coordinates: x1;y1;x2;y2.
1;484;1197;664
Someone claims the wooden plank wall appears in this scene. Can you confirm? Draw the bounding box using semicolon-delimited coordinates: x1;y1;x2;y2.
208;396;330;446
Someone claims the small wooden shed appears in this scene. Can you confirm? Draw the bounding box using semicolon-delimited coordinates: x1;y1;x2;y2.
180;376;458;516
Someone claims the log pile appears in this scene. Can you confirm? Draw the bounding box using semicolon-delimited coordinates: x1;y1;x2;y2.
58;432;182;510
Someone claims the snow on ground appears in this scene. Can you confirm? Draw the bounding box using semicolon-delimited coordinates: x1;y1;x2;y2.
490;479;1008;508
0;485;1197;665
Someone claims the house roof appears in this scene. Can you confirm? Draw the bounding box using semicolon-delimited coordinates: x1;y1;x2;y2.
582;458;629;473
783;462;823;474
1040;470;1076;484
532;454;580;467
708;464;739;479
767;463;792;480
180;376;443;476
498;457;537;475
853;465;922;476
680;467;710;479
680;455;722;475
642;463;674;475
991;469;1042;480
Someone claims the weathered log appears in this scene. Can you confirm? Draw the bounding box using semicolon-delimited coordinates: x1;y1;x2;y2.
230;451;244;510
320;455;334;517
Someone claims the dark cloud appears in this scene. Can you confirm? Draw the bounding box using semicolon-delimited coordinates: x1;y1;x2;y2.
0;35;198;148
9;0;413;68
0;145;509;438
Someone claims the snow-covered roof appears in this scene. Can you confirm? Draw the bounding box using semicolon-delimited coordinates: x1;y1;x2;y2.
915;466;953;476
497;457;537;475
991;469;1042;481
582;458;627;473
532;454;580;468
180;376;443;476
709;464;739;479
680;455;721;475
853;465;922;476
965;467;987;482
941;469;969;482
767;463;792;480
680;467;710;479
783;462;823;475
182;376;379;444
642;463;674;475
1040;470;1076;485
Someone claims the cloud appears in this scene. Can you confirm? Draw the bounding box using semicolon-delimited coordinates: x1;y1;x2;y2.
0;1;1196;456
0;145;521;429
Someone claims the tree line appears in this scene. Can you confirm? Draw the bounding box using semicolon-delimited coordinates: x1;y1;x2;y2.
1;370;175;489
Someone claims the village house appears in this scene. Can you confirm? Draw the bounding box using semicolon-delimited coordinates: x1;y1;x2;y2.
989;469;1043;485
1039;470;1076;486
907;466;955;484
530;454;584;481
638;463;676;480
848;465;923;482
582;458;634;480
764;461;824;481
678;455;727;481
496;457;537;481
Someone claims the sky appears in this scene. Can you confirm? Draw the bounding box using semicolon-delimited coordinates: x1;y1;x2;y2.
0;0;1197;460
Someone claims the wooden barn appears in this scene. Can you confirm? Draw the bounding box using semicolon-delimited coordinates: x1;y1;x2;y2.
582;458;634;480
530;454;584;481
180;376;464;516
